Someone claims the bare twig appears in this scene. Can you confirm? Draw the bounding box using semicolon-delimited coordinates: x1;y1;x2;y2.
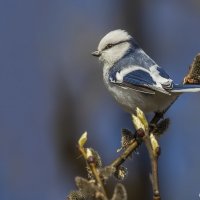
143;133;160;200
110;139;139;169
133;108;161;199
78;132;108;199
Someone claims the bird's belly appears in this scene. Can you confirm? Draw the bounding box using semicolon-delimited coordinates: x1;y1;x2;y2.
107;84;177;114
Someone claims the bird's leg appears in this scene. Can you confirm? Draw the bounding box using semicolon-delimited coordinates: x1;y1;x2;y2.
150;112;164;124
149;112;164;133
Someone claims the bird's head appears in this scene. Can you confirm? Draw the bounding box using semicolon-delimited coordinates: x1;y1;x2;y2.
92;29;137;66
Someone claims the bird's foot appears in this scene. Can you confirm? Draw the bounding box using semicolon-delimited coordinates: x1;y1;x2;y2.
150;118;170;136
149;123;158;133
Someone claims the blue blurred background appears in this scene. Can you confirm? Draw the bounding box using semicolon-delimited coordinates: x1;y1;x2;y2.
1;1;200;200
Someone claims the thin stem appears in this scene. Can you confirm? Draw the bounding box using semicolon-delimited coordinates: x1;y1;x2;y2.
143;134;160;200
110;139;139;168
79;146;108;199
90;163;107;197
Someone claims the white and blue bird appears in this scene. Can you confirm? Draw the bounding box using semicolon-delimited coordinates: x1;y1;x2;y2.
92;29;200;117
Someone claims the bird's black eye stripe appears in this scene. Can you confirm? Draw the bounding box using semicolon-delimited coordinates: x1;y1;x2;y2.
105;44;113;50
103;39;131;51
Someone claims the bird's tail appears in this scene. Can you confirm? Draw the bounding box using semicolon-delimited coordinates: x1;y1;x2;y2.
171;84;200;93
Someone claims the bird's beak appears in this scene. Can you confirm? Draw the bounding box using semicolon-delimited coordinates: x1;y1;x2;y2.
91;50;101;57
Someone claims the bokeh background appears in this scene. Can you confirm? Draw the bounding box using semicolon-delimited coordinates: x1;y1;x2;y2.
1;1;200;200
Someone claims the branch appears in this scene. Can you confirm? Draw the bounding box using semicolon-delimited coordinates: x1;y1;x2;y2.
132;108;161;200
109;117;167;173
78;132;108;199
72;132;128;200
110;139;139;169
143;133;160;200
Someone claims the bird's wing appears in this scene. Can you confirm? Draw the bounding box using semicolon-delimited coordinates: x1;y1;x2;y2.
109;65;173;95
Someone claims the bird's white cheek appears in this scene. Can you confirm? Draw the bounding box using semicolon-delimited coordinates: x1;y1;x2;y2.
99;53;112;65
111;43;130;62
99;54;107;64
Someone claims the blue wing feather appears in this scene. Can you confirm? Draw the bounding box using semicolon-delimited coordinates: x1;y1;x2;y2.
155;66;170;79
124;70;156;85
109;68;170;95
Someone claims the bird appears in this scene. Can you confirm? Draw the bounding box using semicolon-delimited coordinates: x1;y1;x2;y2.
92;29;200;121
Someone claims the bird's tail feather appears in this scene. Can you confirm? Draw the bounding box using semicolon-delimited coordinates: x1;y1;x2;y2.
171;84;200;93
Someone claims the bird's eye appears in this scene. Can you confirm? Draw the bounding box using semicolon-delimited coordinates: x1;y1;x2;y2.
105;44;113;50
